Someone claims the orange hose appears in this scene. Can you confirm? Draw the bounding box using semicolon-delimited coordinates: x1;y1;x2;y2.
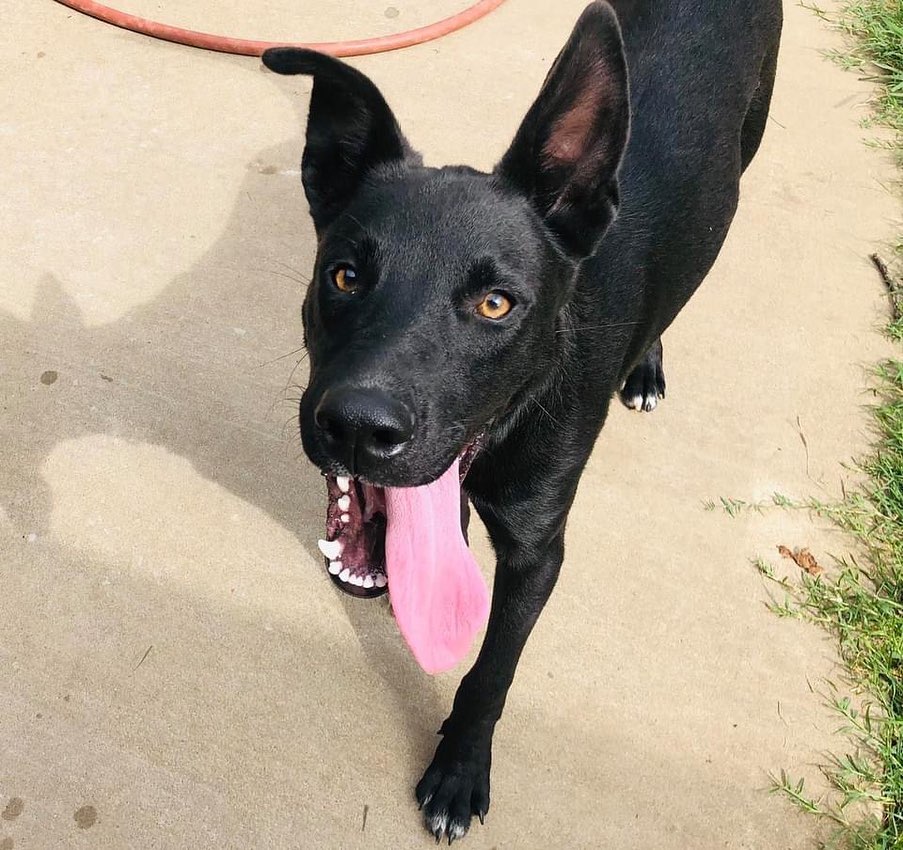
51;0;508;57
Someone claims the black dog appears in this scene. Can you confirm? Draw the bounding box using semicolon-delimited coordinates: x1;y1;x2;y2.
262;0;782;841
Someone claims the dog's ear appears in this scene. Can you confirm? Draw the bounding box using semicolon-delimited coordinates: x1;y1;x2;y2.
495;2;629;259
262;48;416;232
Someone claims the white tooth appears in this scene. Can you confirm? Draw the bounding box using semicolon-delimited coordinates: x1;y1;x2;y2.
374;574;387;588
362;575;374;589
339;568;351;582
341;513;350;523
328;560;342;575
337;476;350;493
318;539;343;560
337;495;351;511
351;575;364;587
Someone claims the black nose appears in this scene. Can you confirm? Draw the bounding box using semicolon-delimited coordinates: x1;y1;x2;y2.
315;387;415;471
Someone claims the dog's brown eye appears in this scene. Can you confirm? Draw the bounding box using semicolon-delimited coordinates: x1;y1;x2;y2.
332;265;360;293
476;291;513;320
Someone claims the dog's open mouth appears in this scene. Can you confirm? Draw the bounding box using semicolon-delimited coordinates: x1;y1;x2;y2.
318;475;389;597
314;439;489;673
317;440;482;599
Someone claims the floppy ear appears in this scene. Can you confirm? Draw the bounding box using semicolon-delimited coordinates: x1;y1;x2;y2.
495;2;629;259
262;48;417;232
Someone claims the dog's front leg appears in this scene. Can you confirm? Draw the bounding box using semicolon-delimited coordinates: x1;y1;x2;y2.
416;527;565;842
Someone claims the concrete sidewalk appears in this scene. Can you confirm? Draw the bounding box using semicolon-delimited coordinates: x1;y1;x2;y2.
1;0;898;847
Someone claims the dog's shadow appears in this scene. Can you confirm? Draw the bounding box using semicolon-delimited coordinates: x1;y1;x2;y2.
2;86;447;759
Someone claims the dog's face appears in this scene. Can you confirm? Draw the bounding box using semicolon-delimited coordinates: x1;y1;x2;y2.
301;170;562;486
263;2;629;487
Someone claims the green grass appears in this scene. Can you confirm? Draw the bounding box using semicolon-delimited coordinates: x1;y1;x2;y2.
836;1;903;136
711;371;902;848
803;0;903;331
749;363;902;847
803;0;903;135
752;3;903;846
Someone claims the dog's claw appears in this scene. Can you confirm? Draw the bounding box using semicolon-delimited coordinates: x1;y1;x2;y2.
478;812;485;826
619;340;666;413
417;735;490;844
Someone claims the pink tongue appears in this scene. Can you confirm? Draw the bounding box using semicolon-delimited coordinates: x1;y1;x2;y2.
383;458;490;674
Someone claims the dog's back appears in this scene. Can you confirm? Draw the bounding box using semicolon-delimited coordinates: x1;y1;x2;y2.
579;0;783;391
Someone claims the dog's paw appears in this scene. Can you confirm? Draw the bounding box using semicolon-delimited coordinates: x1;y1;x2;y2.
619;353;666;412
415;735;491;844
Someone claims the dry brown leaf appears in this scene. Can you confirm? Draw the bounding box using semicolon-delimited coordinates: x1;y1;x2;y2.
796;548;823;576
777;544;824;577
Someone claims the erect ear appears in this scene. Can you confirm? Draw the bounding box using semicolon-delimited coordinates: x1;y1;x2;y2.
262;48;418;232
495;2;629;259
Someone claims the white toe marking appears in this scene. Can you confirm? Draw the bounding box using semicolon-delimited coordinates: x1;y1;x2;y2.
374;574;387;588
362;575;374;589
338;568;351;582
328;560;342;575
448;821;467;840
341;513;350;523
336;476;350;493
644;395;657;412
317;539;343;560
337;495;351;511
428;812;449;838
630;395;643;410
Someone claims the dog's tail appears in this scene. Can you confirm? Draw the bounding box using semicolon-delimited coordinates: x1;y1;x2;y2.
261;47;333;76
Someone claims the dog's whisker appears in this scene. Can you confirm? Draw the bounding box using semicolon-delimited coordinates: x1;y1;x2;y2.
274;259;311;284
340;211;366;232
280;412;301;439
257;347;308;368
280;390;307;405
266;372;308;419
255;266;310;287
554;321;640;333
529;395;562;427
266;360;307;406
282;358;310;398
333;232;362;250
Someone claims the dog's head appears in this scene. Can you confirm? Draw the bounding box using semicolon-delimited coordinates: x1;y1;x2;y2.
263;1;629;487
